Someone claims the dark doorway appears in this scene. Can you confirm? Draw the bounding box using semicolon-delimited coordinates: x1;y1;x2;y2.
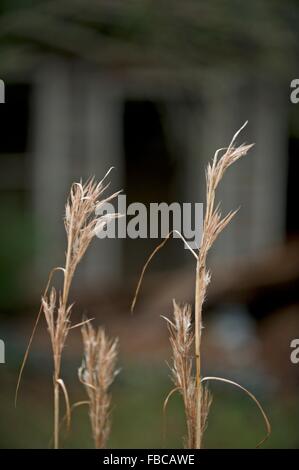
123;100;179;275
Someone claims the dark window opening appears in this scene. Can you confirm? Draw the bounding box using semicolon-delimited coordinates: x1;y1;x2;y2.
123;100;179;274
124;100;175;202
0;83;31;154
0;83;33;310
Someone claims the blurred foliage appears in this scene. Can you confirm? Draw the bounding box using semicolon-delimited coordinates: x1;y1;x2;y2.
0;0;41;15
1;1;299;75
0;361;298;448
0;193;34;311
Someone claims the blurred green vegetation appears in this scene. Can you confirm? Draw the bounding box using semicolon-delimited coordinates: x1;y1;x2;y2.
0;0;41;15
0;193;34;310
0;362;298;448
1;0;299;75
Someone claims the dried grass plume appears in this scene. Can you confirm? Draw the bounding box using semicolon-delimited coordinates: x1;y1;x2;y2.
132;122;270;448
17;169;121;449
79;323;118;449
163;301;212;448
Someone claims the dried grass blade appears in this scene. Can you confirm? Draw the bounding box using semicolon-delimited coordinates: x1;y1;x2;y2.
131;231;198;312
201;376;271;447
69;318;94;330
162;387;181;443
15;266;65;407
56;378;71;433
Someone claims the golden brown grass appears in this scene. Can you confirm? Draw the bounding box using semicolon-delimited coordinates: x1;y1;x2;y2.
163;300;212;448
193;123;253;448
79;323;118;449
132;122;271;448
44;176;120;448
16;170;120;449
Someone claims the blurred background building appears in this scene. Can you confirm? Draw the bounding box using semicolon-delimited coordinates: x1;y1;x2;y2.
0;0;298;448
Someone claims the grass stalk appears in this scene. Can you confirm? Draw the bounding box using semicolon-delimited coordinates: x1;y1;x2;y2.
193;122;253;448
132;122;271;448
54;381;59;449
24;171;120;449
194;261;203;448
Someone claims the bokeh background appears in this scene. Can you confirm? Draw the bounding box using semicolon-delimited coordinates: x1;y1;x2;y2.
0;0;299;448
